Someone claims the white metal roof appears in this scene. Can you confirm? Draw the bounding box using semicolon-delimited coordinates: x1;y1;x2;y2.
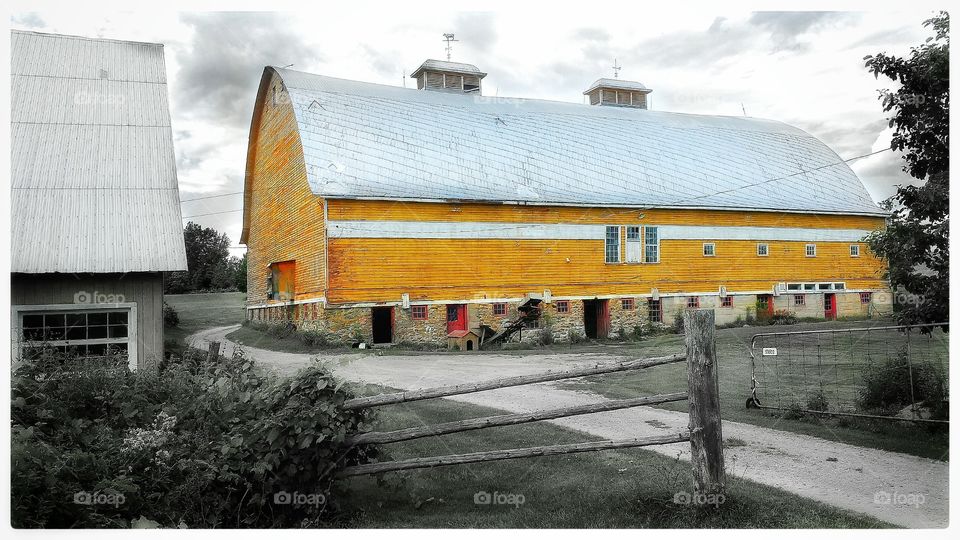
266;67;882;217
11;31;187;273
583;78;652;94
410;59;487;78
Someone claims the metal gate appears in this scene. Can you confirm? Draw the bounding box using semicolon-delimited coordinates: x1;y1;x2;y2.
748;323;948;423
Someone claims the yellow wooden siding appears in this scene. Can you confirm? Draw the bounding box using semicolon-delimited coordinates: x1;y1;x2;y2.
327;199;885;230
325;237;886;304
245;71;326;304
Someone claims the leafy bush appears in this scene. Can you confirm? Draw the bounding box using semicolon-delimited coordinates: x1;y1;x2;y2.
769;310;798;325
11;348;379;528
805;390;830;412
858;348;948;418
567;329;587;344
672;310;685;334
162;301;179;328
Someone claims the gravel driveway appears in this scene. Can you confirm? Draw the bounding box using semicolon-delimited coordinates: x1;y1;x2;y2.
191;325;948;528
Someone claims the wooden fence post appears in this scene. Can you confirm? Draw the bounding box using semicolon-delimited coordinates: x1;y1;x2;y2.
206;341;221;362
684;309;725;499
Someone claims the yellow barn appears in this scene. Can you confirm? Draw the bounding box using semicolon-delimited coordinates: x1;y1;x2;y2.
240;59;891;346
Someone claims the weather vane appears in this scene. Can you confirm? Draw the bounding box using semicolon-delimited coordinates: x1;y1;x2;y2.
612;58;621;79
443;33;458;60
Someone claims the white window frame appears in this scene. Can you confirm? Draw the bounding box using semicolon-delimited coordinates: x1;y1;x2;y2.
11;302;138;370
604;225;621;264
850;244;860;257
757;243;769;257
625;225;642;263
643;225;660;264
805;244;817;257
702;243;716;257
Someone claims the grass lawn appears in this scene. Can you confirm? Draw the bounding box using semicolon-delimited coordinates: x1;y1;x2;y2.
342;392;892;528
559;321;949;461
164;292;247;350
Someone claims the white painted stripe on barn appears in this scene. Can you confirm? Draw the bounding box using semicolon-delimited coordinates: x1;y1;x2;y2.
327;220;874;242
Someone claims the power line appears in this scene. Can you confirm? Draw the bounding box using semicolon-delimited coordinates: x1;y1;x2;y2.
181;209;243;219
180;191;243;203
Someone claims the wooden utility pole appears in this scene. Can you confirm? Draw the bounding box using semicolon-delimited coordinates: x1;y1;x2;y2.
684;309;726;499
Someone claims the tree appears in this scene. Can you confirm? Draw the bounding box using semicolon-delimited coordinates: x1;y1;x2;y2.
863;12;949;328
165;222;234;293
232;252;249;292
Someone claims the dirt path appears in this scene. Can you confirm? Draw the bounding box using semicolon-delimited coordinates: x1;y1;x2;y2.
191;326;948;528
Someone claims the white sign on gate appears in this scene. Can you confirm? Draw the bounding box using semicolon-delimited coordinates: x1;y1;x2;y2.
762;347;778;356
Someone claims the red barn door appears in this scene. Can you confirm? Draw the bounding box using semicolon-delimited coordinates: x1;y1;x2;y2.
446;304;467;333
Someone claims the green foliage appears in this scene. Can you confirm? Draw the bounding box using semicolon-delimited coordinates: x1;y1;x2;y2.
162;301;179;328
671;310;685;334
769;310;798;326
11;348;379;528
863;12;949;328
857;347;948;419
165;222;246;294
805;390;830;412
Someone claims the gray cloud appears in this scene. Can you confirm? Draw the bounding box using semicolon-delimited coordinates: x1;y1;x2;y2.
748;11;856;52
453;12;498;55
173;12;322;129
573;27;611;43
11;12;45;28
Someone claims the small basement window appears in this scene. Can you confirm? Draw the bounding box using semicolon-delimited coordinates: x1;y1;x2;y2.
860;292;872;304
493;303;507;316
850;245;860;257
647;299;662;323
757;243;769;256
794;294;805;306
621;298;635;310
687;296;700;309
556;300;570;313
411;305;428;320
721;296;733;308
805;244;817;257
703;243;716;257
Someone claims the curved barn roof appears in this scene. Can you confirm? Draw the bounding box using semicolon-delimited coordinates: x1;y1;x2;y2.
11;31;187;273
250;67;883;226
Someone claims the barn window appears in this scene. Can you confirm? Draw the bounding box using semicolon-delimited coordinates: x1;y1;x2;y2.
860;292;872;304
605;226;621;263
850;245;860;257
794;294;806;306
787;283;802;291
702;243;715;257
268;261;296;301
757;243;769;256
492;303;507;316
626;226;642;263
621;298;635;310
411;305;428;320
805;244;817;257
686;296;700;309
721;296;733;308
556;300;570;313
647;299;662;323
644;227;660;263
15;304;136;369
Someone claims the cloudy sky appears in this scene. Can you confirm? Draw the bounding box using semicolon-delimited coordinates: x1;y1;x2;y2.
10;5;936;255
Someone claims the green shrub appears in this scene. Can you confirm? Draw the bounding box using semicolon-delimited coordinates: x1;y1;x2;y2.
857;348;948;418
567;329;586;344
162;302;179;328
672;310;685;334
769;310;798;325
805;390;830;412
11;348;379;528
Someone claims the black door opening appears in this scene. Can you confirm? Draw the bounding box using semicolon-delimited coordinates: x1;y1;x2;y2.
371;307;393;344
583;299;599;339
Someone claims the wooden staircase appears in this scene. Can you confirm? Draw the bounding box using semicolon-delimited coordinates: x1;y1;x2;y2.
480;298;543;349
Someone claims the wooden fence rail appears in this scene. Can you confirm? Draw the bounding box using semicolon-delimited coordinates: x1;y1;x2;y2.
343;353;686;411
339;433;691;477
346;392;688;445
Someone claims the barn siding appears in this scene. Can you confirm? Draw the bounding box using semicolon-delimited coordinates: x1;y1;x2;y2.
245;71;326;305
11;272;164;370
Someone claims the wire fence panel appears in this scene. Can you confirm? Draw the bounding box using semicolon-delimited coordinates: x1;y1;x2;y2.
749;323;949;423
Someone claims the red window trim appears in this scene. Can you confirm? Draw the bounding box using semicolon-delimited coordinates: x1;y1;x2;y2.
860;292;872;304
721;296;733;308
493;302;508;317
411;305;428;320
687;296;700;309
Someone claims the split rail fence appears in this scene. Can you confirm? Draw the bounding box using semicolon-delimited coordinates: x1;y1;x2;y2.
337;310;726;498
